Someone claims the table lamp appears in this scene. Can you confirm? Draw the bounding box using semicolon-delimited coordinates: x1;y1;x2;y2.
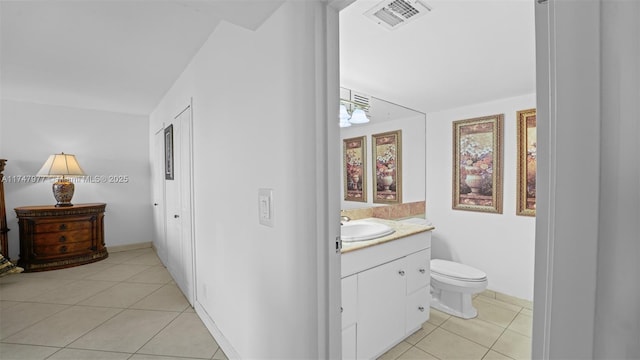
36;153;86;207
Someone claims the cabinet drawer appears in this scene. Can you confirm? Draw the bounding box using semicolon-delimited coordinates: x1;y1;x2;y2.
35;219;92;233
406;249;430;294
34;241;92;258
34;229;91;245
405;287;429;333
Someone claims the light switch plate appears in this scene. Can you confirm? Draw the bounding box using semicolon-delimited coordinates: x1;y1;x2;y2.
258;188;274;227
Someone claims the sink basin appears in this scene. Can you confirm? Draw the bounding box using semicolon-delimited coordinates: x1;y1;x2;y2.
341;221;395;242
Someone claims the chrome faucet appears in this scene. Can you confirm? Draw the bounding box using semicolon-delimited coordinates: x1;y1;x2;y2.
340;215;351;225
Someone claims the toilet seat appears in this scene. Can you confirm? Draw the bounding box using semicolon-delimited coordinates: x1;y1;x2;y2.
431;259;487;282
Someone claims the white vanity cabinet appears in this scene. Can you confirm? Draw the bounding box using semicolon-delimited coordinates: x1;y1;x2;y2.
341;230;431;360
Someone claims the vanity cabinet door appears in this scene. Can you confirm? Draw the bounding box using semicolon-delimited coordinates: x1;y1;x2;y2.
405;249;430;294
405;287;430;333
342;274;358;329
357;258;406;360
342;323;357;360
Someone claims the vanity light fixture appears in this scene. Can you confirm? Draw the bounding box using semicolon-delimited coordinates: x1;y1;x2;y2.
36;152;86;207
339;101;371;127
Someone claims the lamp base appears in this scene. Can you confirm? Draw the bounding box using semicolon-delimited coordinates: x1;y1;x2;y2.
52;180;75;207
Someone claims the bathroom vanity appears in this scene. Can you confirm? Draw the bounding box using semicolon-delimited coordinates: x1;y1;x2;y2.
341;218;434;360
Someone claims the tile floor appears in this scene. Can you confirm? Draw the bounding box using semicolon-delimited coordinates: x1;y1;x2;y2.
1;248;532;360
0;248;227;360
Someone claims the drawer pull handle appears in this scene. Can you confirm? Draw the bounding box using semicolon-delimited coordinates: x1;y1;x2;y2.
59;224;67;230
59;236;67;243
418;306;425;312
59;246;68;253
398;270;405;276
419;268;426;274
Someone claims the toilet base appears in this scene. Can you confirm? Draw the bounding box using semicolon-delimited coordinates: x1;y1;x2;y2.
430;287;479;319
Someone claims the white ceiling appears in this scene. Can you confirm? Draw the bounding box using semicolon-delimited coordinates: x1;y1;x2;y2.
0;0;536;116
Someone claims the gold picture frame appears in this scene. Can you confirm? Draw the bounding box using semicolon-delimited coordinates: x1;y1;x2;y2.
343;136;367;202
452;114;503;213
372;130;402;204
517;108;537;216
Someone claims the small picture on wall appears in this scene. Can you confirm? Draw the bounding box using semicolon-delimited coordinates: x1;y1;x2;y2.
343;136;366;202
517;108;537;216
373;130;402;204
452;114;503;213
165;124;174;180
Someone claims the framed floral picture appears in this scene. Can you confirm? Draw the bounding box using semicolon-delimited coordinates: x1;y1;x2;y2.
517;109;537;216
373;130;402;204
343;136;366;202
452;114;503;213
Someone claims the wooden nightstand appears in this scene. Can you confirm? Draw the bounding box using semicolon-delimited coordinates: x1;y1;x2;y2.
15;203;108;272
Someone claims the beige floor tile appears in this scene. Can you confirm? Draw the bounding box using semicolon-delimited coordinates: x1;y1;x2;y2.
130;284;189;312
440;316;505;348
212;348;229;360
125;266;173;284
415;328;489;360
427;308;450;326
0;277;74;301
479;289;497;299
101;249;152;264
474;296;522;313
0;302;68;339
473;297;520;328
78;283;162;308
483;350;515;360
492;330;531;360
68;309;179;353
520;308;533;317
129;354;206;360
18;262;114;281
0;343;60;360
378;341;412;360
495;293;533;310
396;346;439;360
3;305;121;347
137;312;218;358
83;264;152;282
122;253;162;266
31;280;117;305
405;322;437;345
47;348;132;359
507;313;532;337
0;300;19;309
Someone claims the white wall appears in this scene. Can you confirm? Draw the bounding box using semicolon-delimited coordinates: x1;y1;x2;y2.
150;2;334;358
426;94;536;301
0;99;152;258
340;114;425;210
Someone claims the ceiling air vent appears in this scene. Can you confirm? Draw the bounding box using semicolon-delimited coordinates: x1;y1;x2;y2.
364;0;432;30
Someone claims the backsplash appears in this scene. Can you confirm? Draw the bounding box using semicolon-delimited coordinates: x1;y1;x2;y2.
341;201;426;221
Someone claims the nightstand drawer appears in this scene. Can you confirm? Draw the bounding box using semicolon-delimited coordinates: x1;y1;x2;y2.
34;241;92;258
34;229;91;245
35;219;92;233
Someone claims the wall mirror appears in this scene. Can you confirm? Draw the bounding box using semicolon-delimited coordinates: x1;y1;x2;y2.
340;87;426;216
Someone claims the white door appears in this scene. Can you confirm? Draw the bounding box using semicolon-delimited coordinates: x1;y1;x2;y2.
152;128;167;265
164;104;195;305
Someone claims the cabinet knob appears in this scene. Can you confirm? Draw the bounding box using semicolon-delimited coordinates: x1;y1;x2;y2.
154;203;159;206
59;236;66;243
341;307;343;313
419;268;426;274
398;270;405;276
174;214;180;218
59;246;68;253
59;224;67;230
418;306;425;312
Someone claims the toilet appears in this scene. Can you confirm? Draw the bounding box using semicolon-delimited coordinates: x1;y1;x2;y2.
430;259;488;319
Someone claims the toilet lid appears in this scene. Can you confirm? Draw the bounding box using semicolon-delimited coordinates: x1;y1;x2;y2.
431;259;487;281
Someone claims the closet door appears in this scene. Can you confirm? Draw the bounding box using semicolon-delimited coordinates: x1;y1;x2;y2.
164;104;194;305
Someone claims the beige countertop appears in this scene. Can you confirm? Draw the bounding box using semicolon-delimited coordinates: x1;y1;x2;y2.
341;218;435;254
